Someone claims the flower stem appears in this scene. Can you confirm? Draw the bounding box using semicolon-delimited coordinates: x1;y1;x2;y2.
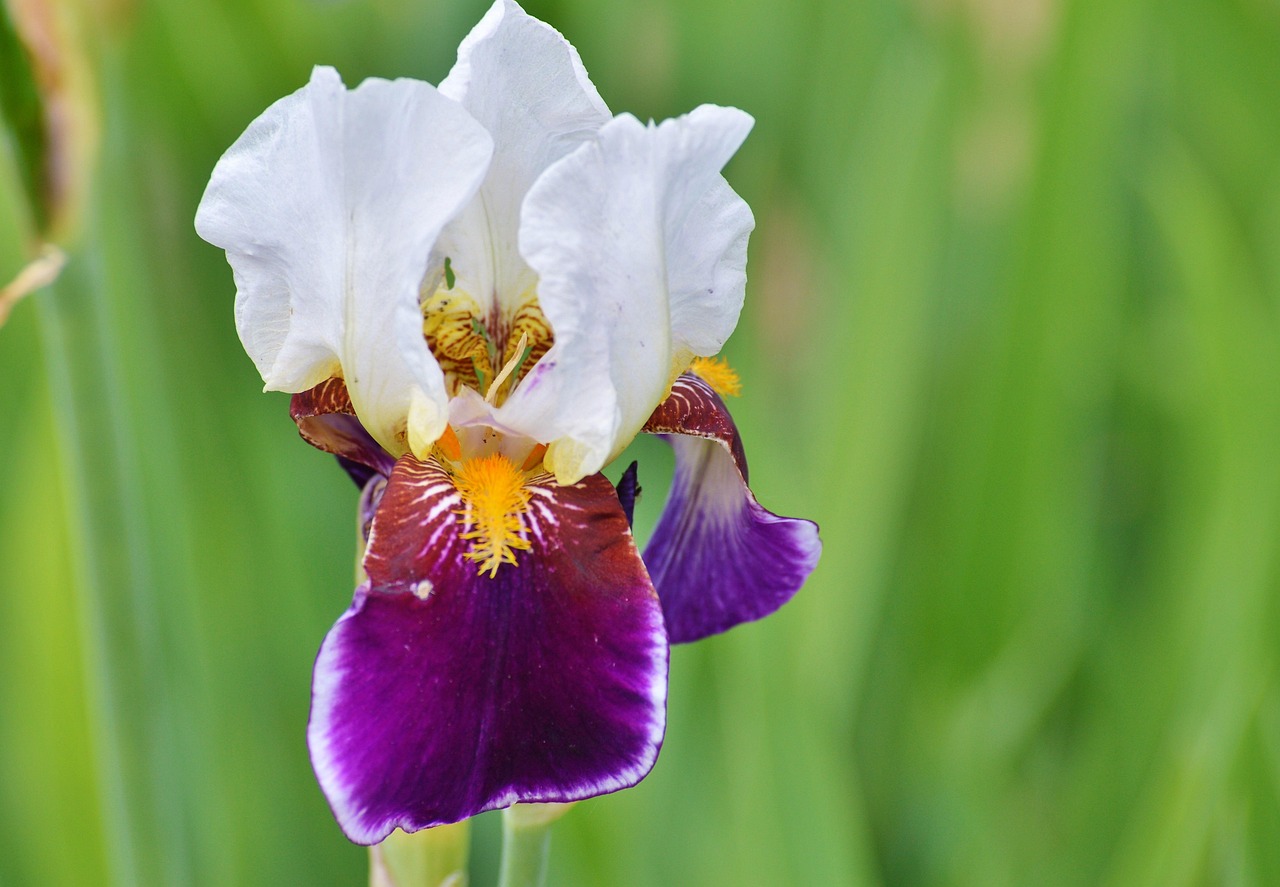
496;805;560;887
369;823;471;887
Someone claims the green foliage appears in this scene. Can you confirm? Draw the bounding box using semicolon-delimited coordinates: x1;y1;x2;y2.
3;0;1280;883
0;0;46;233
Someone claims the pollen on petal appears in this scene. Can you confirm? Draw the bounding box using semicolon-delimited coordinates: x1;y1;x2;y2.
453;453;533;577
689;356;742;398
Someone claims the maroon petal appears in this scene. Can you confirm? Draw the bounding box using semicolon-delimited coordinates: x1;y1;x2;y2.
290;378;395;479
642;374;821;643
308;456;667;844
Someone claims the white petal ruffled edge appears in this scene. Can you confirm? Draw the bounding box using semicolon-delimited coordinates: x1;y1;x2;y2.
432;0;612;320
480;104;754;484
195;66;493;457
439;0;608;121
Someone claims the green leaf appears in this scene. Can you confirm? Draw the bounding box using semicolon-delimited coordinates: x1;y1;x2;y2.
0;1;48;233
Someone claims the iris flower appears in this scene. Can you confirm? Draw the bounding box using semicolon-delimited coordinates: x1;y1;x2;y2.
196;0;820;845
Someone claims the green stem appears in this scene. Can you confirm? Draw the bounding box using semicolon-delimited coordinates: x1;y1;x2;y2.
369;823;471;887
496;806;556;887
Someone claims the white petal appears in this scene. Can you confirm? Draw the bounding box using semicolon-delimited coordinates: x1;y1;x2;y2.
195;66;494;456
497;105;754;483
433;0;611;315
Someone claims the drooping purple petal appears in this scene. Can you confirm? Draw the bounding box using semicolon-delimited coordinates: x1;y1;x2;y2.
642;374;820;643
308;456;667;843
290;378;395;483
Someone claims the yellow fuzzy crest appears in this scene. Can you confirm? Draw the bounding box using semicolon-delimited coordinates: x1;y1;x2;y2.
453;453;532;577
689;356;742;397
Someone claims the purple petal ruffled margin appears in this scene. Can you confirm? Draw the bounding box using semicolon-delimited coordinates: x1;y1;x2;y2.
642;374;821;643
290;379;396;485
308;456;668;844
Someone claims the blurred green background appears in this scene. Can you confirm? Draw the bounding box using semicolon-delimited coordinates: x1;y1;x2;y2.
3;0;1280;884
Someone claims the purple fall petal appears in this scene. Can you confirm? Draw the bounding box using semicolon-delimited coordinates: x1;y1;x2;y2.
308;456;667;844
291;378;396;480
643;374;821;643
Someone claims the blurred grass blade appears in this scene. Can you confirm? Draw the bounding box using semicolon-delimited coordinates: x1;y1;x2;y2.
0;243;63;327
0;0;97;244
37;242;192;886
0;0;48;233
1101;139;1280;887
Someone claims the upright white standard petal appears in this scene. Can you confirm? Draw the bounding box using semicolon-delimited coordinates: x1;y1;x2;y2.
498;104;755;484
433;0;611;316
195;66;494;457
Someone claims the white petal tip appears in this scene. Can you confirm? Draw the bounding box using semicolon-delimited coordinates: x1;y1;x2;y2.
407;391;447;460
309;65;342;86
696;104;754;142
545;438;602;486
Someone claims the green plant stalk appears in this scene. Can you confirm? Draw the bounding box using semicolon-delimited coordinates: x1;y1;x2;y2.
370;823;471;887
497;806;555;887
37;245;189;885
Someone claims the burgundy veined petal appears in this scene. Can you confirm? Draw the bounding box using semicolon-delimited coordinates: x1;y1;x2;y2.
641;373;821;643
290;378;395;480
308;455;668;844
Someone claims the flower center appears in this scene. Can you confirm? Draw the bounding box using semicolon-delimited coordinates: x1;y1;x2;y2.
452;452;533;578
421;261;553;405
